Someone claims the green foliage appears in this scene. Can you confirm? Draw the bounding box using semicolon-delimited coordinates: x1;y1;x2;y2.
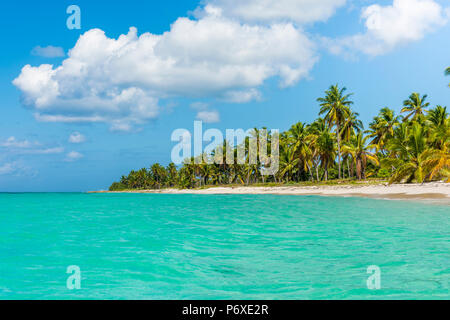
109;84;450;190
109;182;128;191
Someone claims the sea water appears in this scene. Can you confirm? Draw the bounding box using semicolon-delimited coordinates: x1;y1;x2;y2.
0;193;448;299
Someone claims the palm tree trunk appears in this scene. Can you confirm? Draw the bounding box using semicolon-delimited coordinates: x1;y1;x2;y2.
346;157;350;179
336;123;342;179
356;159;362;180
306;163;313;181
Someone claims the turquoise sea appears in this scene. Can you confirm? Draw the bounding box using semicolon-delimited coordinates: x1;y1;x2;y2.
0;193;448;300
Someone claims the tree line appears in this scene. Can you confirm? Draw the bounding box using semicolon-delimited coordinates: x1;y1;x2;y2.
109;69;450;191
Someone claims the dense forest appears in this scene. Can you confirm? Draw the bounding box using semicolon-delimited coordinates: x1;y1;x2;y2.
109;69;450;191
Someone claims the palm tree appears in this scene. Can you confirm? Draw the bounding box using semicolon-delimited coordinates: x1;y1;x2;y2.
401;93;430;122
422;143;450;182
310;122;336;181
427;105;449;149
287;122;314;181
110;78;449;189
382;123;429;183
368;108;401;154
151;163;167;189
342;132;378;180
166;163;178;187
340;111;363;142
340;111;363;178
279;145;299;182
317;84;353;179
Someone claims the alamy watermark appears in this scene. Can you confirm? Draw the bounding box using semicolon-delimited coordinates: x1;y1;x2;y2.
66;265;81;290
171;121;280;175
366;265;381;290
66;5;81;30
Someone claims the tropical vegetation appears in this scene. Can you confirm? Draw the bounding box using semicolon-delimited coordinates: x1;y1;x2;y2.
110;71;450;191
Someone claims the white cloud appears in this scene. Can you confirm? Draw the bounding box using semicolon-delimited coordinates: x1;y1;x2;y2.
13;7;317;131
196;110;220;123
190;102;209;110
31;45;65;58
222;89;262;103
21;147;64;155
0;136;63;154
0;136;34;148
0;162;35;177
199;0;347;24
0;163;15;175
327;0;449;56
65;151;84;162
68;132;86;144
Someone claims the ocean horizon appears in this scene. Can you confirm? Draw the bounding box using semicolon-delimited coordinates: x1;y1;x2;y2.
1;193;448;300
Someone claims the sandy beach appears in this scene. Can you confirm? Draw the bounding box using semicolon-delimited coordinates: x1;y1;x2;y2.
96;182;450;203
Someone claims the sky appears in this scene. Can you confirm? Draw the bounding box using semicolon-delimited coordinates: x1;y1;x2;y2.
0;0;449;192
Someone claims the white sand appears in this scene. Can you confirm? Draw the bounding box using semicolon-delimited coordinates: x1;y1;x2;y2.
101;182;450;203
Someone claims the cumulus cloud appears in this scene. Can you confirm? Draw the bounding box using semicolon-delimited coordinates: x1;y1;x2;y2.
68;132;86;144
199;0;347;24
31;45;65;58
13;7;317;130
65;151;84;161
327;0;449;56
196;110;220;123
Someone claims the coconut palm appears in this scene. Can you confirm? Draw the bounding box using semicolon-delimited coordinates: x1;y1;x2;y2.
287;122;314;180
368;108;401;154
427;105;449;149
317;84;353;179
340;111;363;142
109;78;450;189
151;163;167;189
279;145;299;182
312;123;336;182
422;143;450;182
382;123;429;183
166;163;178;187
401;93;430;122
342;132;378;180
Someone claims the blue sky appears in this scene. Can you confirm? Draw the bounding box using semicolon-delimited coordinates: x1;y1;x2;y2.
0;0;449;192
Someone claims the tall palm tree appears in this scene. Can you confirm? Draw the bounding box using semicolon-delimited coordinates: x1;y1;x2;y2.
340;111;363;178
317;84;353;179
342;132;378;180
401;93;430;122
287;122;313;180
311;123;336;181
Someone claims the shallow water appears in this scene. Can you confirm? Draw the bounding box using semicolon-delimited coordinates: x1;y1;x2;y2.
0;193;448;299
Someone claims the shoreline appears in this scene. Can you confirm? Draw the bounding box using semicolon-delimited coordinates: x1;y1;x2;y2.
92;182;450;203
